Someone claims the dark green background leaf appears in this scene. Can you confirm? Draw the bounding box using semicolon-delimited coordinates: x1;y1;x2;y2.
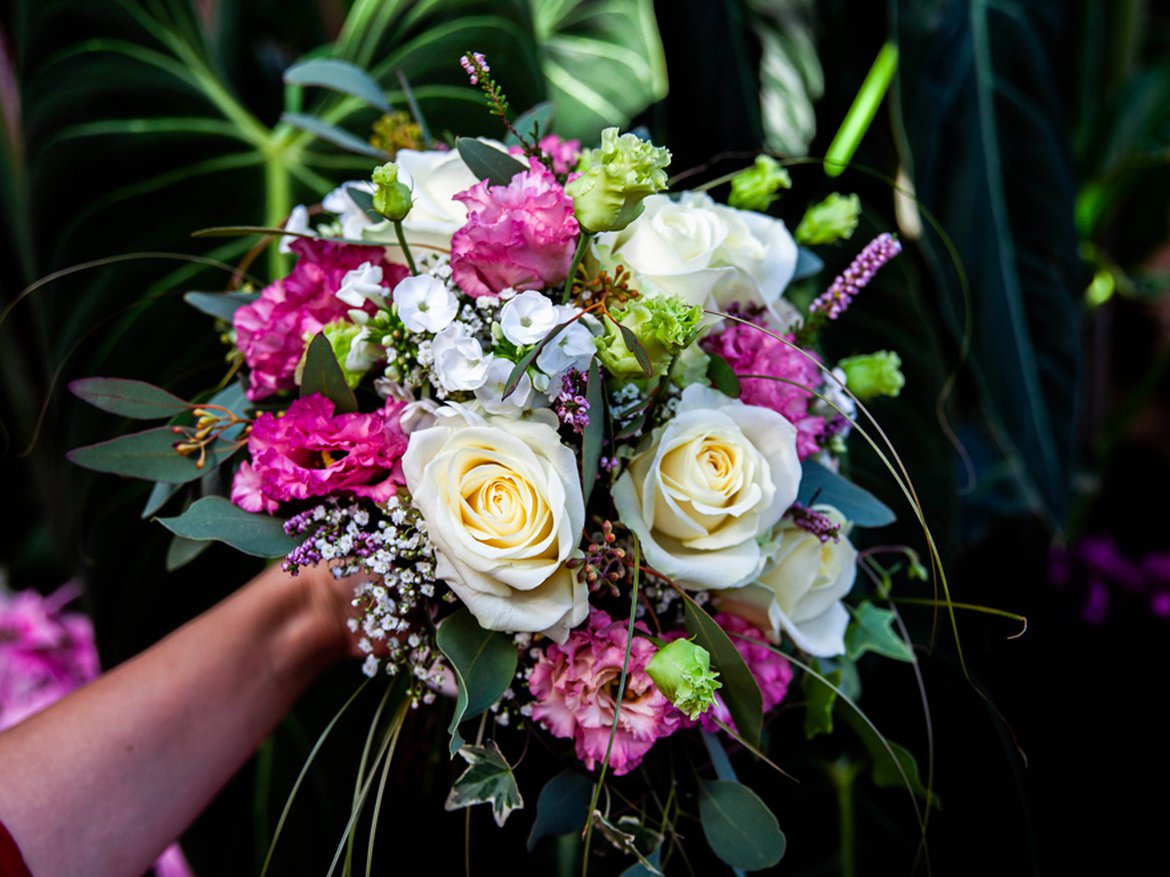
527;770;592;850
69;377;189;420
684;598;763;749
67;427;229;484
797;460;896;526
436;609;519;757
284;57;391;111
156;496;296;558
699;779;786;870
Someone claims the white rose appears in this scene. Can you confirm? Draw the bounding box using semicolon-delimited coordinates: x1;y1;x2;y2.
430;323;489;392
706;199;799;326
719;509;858;657
612;385;801;590
402;410;587;640
393;274;458;334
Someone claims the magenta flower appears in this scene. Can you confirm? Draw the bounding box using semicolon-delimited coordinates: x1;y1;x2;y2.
0;583;98;732
450;163;580;298
691;612;793;735
230;394;408;513
702;323;827;459
234;239;407;401
508;134;582;177
528;608;681;776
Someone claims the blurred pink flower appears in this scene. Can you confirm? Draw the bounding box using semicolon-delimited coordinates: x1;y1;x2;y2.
528;608;680;776
507;134;582;176
702;323;826;459
450;164;579;298
230;394;408;513
234;239;407;401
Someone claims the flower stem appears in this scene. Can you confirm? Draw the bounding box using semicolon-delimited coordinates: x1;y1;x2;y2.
829;756;861;877
562;232;592;304
394;221;418;275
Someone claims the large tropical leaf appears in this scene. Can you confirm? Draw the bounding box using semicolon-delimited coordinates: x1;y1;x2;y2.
749;0;824;156
893;0;1082;532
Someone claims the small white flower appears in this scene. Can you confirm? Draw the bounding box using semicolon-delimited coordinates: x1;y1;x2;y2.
279;204;310;254
394;274;459;334
430;323;489;392
537;307;597;387
344;327;381;374
336;262;387;309
499;290;559;346
323;181;377;240
475;356;535;415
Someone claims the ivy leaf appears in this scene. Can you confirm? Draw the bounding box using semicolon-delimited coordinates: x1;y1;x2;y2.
802;659;842;740
300;332;357;414
183;291;258;322
797;460;896;527
526;770;592;850
683;598;763;749
580;358;605;508
698;779;786;871
839;709;937;808
67;427;229;484
456;138;527;187
435;609;518;757
156;496;296;558
845;601;915;663
283;57;390;112
69;377;189;420
444;742;523;828
706;352;741;398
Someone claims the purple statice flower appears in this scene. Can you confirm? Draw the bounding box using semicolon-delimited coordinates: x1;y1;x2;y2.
555;369;591;434
809;232;902;321
787;503;843;542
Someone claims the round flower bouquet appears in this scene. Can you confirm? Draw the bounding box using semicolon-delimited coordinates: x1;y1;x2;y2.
69;53;932;874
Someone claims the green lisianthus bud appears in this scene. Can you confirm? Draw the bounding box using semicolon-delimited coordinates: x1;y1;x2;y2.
322;321;375;389
839;350;905;400
565;128;671;232
728;155;791;212
371;162;413;221
595;294;703;379
795;192;861;245
647;639;722;721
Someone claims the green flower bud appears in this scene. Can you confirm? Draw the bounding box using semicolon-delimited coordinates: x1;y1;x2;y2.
795;192;861;245
646;638;721;721
595;294;703;379
565;128;671;233
839;350;905;400
728;155;791;212
371;162;413;221
322;320;375;389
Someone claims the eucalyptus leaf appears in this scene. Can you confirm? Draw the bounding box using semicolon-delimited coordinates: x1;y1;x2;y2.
284;57;391;112
165;533;212;572
156;496;296;558
580;358;605;508
684;599;763;749
183;290;260;322
505;101;555;147
502;319;572;399
280;112;390;160
797;460;896;527
300;332;358;413
435;609;518;757
802;659;841;740
698;780;786;870
444;742;523;828
706;353;741;398
69;377;189;420
845;601;915;663
616;323;653;377
455;137;527;187
701;731;738;782
67;427;228;484
619;847;663;877
792;246;825;281
527;770;592;851
141;481;180;519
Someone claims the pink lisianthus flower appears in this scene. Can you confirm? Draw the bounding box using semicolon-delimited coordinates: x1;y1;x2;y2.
674;612;793;735
528;608;681;776
230;394;408;513
450;163;580;298
0;583;98;732
701;323;827;459
234;239;407;401
507;134;582;177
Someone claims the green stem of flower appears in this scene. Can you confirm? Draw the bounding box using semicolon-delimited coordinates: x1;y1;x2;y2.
394;221;418;275
829;756;861;877
824;41;899;178
562;232;593;304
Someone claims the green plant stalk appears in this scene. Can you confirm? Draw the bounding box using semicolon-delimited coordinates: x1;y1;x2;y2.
824;42;899;177
829;757;861;877
394;221;418;274
264;144;293;278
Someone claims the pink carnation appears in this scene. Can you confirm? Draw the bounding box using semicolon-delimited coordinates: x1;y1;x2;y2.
702;323;827;459
0;583;98;732
450;163;579;298
233;239;407;401
230;394;408;513
507;134;582;176
689;612;793;735
528;608;681;776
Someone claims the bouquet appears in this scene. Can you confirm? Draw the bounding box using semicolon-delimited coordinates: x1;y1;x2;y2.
69;52;930;873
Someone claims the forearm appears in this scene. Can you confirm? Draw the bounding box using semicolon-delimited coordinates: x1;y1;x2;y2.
0;564;349;877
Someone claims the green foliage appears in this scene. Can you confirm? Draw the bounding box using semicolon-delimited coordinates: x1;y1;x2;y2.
845;601;915;663
455;137;527;186
183;291;259;321
840;708;936;808
67;426;229;484
698;779;786;870
300;332;357;413
706;352;741;398
527;770;592;850
283;58;391;112
444;741;524;827
796;460;896;527
580;357;606;507
156;496;296;558
683;597;763;749
69;377;189;420
435;609;519;757
505;101;556;146
802;659;842;739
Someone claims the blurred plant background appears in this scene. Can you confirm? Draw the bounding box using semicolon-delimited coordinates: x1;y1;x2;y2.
1;0;1165;873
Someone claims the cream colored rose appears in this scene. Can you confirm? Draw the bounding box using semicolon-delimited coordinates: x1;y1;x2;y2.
402;408;587;641
718;508;857;657
612;385;801;590
591;192;799;326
